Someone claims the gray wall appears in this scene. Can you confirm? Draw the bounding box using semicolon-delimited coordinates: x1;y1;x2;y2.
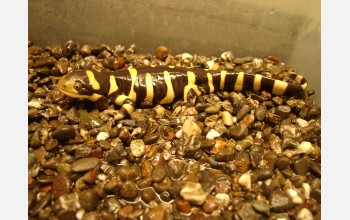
29;0;320;105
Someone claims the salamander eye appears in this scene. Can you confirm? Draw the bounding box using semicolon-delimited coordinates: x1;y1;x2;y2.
73;81;83;91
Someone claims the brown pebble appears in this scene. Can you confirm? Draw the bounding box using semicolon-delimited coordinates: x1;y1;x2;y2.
144;207;167;220
176;198;191;214
71;157;100;173
52;173;72;199
117;205;133;220
141;188;157;203
156;45;169;61
79;189;99;211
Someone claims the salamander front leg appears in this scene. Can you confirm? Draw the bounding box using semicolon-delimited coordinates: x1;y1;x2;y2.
113;95;136;120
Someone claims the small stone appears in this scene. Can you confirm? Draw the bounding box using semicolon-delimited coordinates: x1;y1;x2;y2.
182;119;202;137
143;133;160;144
59;193;81;211
215;193;230;208
275;105;291;119
52;173;72;199
144;207;167;220
176;199;191;214
29;193;51;217
298;141;314;155
129;139;145;157
222;111;234;126
203;195;217;214
52;125;76;142
151;167;167;183
215;147;235;162
96;132;109;141
156;45;169;61
167;159;187;179
286;188;303;204
276;156;291;170
205;104;222;114
79;189;99;211
71;157;100;172
269;191;293;212
296;118;309;127
180;182;208;205
296;208;313;220
255;168;273;181
251;200;270;216
206;129;221;139
236;105;250;121
141;188;156;203
238;203;261;220
294;156;311;175
117;205;133;220
120;181;138;200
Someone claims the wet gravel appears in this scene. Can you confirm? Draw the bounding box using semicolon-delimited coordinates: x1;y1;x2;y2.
28;41;321;219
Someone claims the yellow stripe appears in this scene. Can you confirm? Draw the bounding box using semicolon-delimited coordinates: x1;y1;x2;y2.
187;71;196;84
253;74;263;91
160;71;175;104
145;73;154;102
301;83;307;90
108;76;118;95
122;103;134;114
168;65;175;68
220;71;227;91
86;70;100;90
295;75;303;83
207;72;214;93
234;72;245;91
272;80;289;95
128;67;137;101
115;95;128;106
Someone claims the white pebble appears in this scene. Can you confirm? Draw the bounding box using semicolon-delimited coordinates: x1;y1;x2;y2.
238;173;251;190
28;100;42;108
129;139;145;157
296;118;309;127
222;111;234;126
96;132;109;141
79;128;89;140
298;141;314;155
287;189;303;204
175;129;183;139
182;119;202;137
215;193;231;208
206;129;221;139
180;182;208;205
302;183;311;199
206;60;215;70
181;53;193;61
296;208;314;220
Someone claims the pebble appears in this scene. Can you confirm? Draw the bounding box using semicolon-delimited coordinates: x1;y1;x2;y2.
297;141;314;155
222;111;234;126
286;188;303;204
51;124;76;142
129;139;145;157
176;199;191;214
296;118;309;127
269;191;293;212
59;193;81;211
168;159;187;179
29;193;51;217
215;193;230;208
180;182;208;205
71;157;100;172
96;132;109;141
156;45;169;61
79;189;99;211
206;129;221;139
141;188;156;203
182;119;202;137
251;200;270;215
255;105;267;121
275;105;291;119
296;208;314;220
144;207;167;220
236;104;250;121
205;104;222;114
203;195;217;214
120;181;138;200
294;156;311;175
117;205;133;220
52;173;72;199
152;167;167;183
143;133;160;144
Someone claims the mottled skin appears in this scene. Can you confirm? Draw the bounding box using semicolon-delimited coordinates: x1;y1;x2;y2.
57;66;307;120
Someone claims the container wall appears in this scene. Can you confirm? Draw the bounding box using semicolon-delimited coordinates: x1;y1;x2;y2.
29;0;320;105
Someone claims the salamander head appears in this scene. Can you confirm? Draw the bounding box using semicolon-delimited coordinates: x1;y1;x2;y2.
57;70;103;101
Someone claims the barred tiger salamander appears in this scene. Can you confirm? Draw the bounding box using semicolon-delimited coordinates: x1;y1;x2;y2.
57;66;307;120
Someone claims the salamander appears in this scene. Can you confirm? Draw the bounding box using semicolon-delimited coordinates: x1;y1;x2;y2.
57;65;307;120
